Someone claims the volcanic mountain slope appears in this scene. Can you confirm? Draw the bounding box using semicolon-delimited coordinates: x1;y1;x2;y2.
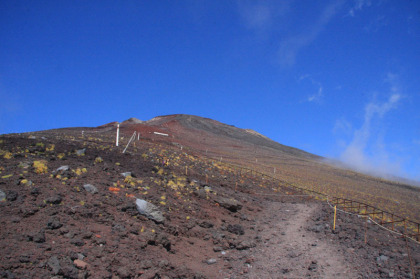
115;114;420;223
0;114;419;278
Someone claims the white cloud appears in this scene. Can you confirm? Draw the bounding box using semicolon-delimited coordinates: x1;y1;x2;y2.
299;75;324;103
339;77;403;178
348;0;371;17
237;0;291;32
239;4;272;30
333;118;353;135
307;86;323;103
363;15;388;33
278;0;345;66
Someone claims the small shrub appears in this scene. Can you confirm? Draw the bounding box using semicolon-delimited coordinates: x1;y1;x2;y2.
3;152;13;159
73;167;87;176
57;153;65;159
33;160;48;174
46;144;55;152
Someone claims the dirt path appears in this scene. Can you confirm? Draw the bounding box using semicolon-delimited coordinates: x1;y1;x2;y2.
247;202;356;278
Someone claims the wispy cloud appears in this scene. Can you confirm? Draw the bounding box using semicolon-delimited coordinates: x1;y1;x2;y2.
333;118;352;135
348;0;371;17
307;86;323;103
363;15;388;33
237;0;291;32
278;0;345;66
339;74;403;178
299;75;324;103
238;3;272;30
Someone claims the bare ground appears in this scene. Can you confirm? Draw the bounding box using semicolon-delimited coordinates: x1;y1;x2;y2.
248;202;356;278
1;133;419;278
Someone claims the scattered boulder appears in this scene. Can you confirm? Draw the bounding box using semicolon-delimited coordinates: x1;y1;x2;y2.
216;197;242;212
117;266;133;278
18;161;31;169
376;255;389;266
194;189;207;199
135;199;165;223
206;258;217;265
213;246;223;252
29;230;46;243
227;224;244;235
54;165;69;173
6;190;18;201
83;184;98;194
0;189;6;201
30;188;40;196
53;165;74;179
70;238;84;247
48;256;61;275
75;148;86;156
19;255;30;263
46;195;62;204
199;221;214;228
236;240;256;250
73;259;88;270
121;172;132;178
47;218;63;230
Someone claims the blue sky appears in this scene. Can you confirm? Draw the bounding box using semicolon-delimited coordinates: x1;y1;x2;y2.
1;1;420;181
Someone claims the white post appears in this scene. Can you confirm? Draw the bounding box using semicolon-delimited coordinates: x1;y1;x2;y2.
137;132;140;141
116;124;120;146
123;131;136;153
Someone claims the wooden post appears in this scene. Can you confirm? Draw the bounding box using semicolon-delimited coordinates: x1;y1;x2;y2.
206;174;208;184
185;166;188;176
333;206;337;231
418;223;420;242
364;217;368;244
404;220;416;279
391;214;394;231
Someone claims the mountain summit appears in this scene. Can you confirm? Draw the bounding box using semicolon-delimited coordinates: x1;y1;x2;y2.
117;114;319;162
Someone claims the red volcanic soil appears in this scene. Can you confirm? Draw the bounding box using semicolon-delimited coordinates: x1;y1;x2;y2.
0;115;419;278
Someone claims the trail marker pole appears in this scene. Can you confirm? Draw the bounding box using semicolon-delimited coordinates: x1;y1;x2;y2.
116;124;120;146
333;206;337;231
123;131;136;153
404;220;416;279
364;217;368;244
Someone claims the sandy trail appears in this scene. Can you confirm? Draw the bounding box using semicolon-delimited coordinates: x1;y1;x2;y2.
247;202;356;278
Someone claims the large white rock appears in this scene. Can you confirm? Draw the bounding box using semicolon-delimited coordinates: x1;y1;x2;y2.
135;199;165;223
